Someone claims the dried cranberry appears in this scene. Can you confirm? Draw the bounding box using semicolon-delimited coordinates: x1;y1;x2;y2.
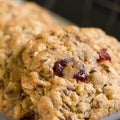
97;50;111;62
20;112;35;120
53;58;73;77
74;70;88;82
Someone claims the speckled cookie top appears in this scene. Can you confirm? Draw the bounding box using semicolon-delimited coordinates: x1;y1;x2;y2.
0;1;120;120
22;26;120;120
0;0;57;31
0;0;58;61
0;0;58;120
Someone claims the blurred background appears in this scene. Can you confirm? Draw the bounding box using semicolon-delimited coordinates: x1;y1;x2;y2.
27;0;120;40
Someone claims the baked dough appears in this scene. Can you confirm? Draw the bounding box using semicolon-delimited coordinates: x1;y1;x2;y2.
0;0;58;119
22;26;120;120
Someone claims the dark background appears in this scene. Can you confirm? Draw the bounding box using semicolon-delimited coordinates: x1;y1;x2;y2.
27;0;120;40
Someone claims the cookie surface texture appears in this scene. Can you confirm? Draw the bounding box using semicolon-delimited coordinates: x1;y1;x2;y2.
22;26;120;120
0;0;58;119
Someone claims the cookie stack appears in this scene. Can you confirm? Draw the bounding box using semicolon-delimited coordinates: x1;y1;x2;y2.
0;1;120;120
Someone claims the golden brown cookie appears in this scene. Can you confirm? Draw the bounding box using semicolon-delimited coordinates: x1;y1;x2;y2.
0;0;58;119
22;26;120;120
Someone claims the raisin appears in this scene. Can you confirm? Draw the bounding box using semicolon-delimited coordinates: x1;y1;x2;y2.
74;70;88;82
53;58;73;77
20;112;35;120
97;50;111;62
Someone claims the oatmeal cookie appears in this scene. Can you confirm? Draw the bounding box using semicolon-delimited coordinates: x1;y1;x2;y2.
0;0;57;32
0;0;58;120
22;26;120;120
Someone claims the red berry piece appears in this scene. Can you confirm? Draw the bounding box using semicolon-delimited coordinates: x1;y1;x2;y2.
53;58;73;77
74;70;88;82
97;50;111;62
53;60;67;77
